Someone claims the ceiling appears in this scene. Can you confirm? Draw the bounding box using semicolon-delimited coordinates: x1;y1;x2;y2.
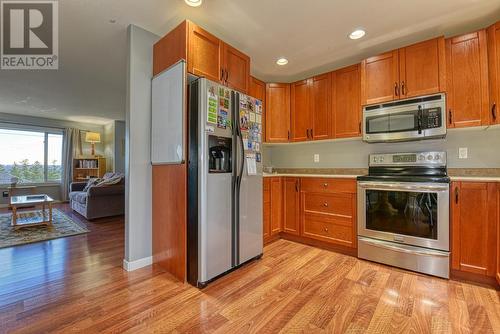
0;0;499;124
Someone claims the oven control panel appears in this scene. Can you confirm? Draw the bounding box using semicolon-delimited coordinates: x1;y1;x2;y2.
370;152;446;167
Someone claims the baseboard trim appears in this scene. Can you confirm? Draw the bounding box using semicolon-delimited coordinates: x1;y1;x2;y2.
123;256;152;271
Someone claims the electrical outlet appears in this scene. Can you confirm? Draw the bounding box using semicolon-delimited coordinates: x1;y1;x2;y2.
2;191;8;198
458;147;468;159
314;154;320;163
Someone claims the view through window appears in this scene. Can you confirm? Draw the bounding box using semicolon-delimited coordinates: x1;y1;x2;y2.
0;128;63;184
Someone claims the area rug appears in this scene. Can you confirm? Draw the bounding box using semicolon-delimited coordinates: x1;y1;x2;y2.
0;209;89;249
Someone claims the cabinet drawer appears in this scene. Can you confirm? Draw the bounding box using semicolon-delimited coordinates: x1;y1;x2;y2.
301;178;356;194
303;213;354;247
303;192;353;216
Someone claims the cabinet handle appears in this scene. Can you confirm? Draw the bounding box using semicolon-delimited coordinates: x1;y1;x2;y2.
310;128;313;139
394;82;399;96
220;68;224;81
287;130;290;141
358;122;361;134
306;129;310;139
448;109;452;125
295;179;299;192
455;187;459;204
323;202;328;207
225;69;228;83
322;183;328;188
492;103;497;121
401;81;405;95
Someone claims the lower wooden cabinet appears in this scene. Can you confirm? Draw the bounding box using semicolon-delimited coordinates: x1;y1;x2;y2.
283;177;300;235
263;177;283;244
451;182;498;279
263;178;271;242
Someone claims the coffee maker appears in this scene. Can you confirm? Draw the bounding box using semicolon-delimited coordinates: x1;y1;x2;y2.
208;135;232;173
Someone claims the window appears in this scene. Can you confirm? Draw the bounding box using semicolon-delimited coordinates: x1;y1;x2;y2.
0;127;64;184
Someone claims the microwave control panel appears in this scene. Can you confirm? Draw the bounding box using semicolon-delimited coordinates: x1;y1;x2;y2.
423;108;442;128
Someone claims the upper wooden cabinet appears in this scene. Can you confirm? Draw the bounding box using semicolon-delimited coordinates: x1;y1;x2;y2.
221;42;250;93
451;182;497;278
290;74;332;142
361;37;446;105
291;79;312;142
154;20;250;93
249;76;266;102
488;21;500;125
265;83;290;143
446;30;489;128
332;64;361;138
311;73;332;140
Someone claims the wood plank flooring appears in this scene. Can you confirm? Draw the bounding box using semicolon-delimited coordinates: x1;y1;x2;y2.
1;204;499;333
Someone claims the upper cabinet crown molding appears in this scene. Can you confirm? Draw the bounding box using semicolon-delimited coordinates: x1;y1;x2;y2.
446;30;490;128
361;37;446;105
154;20;250;93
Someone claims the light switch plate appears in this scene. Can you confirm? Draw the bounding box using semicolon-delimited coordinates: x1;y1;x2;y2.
314;154;320;163
458;147;468;159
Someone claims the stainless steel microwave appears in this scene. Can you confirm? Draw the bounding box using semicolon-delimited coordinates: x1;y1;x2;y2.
362;93;446;143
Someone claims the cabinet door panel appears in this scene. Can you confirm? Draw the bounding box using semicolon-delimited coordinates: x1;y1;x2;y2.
400;37;446;98
333;65;361;138
250;77;266;141
187;23;222;83
311;73;332;140
451;182;497;277
488;22;500;125
291;79;311;142
270;177;283;235
446;31;489;128
361;51;399;105
265;83;290;142
283;178;300;235
223;42;250;94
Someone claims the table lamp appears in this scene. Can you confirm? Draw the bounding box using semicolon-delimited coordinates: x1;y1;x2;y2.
85;132;101;156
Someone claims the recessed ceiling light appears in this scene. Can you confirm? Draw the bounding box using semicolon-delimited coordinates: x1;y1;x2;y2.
185;0;202;7
349;29;366;40
276;58;288;66
109;19;116;24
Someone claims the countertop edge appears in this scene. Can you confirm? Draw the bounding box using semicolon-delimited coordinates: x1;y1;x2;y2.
263;173;500;182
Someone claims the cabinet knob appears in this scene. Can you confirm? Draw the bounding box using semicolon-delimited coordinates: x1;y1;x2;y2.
322;183;328;188
323;202;328;207
324;227;329;232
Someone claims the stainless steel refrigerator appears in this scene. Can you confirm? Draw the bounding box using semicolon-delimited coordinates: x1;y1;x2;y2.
187;77;263;287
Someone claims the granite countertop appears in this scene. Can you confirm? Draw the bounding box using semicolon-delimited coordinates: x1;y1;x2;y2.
263;168;500;182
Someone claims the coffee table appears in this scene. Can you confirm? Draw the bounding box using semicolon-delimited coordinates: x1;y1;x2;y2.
10;194;54;230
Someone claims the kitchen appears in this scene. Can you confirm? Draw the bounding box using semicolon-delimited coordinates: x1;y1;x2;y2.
150;2;500;306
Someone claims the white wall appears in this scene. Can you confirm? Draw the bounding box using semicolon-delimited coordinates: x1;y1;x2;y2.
114;120;126;173
124;25;159;270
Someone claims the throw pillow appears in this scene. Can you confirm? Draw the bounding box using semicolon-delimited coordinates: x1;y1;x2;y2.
83;178;101;192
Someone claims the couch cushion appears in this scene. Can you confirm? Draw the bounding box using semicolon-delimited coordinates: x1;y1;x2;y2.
69;191;87;204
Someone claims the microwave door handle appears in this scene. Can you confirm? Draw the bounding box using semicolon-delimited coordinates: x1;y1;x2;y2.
417;105;422;134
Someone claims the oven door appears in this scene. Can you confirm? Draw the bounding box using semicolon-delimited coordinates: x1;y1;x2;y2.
357;181;449;251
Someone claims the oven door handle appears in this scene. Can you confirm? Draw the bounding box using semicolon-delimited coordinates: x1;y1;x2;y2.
360;237;449;257
358;182;449;192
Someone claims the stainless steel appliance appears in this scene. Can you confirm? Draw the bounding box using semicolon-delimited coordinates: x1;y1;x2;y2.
357;152;450;278
187;77;264;287
362;93;446;143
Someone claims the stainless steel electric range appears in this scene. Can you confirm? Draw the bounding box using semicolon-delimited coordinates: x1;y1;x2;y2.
357;151;450;278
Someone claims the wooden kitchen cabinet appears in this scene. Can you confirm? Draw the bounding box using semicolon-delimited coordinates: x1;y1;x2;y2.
265;83;290;142
451;182;497;278
446;30;490;128
332;64;361;138
270;177;283;235
283;177;300;235
222;42;250;93
300;178;357;249
361;37;445;105
311;73;332;140
154;20;250;92
497;183;500;285
488;21;500;125
361;50;399;105
291;79;312;142
249;76;266;102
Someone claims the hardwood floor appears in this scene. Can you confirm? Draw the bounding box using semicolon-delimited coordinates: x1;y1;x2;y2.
1;204;499;333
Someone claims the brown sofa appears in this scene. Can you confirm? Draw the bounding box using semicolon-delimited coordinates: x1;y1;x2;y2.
69;173;125;220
